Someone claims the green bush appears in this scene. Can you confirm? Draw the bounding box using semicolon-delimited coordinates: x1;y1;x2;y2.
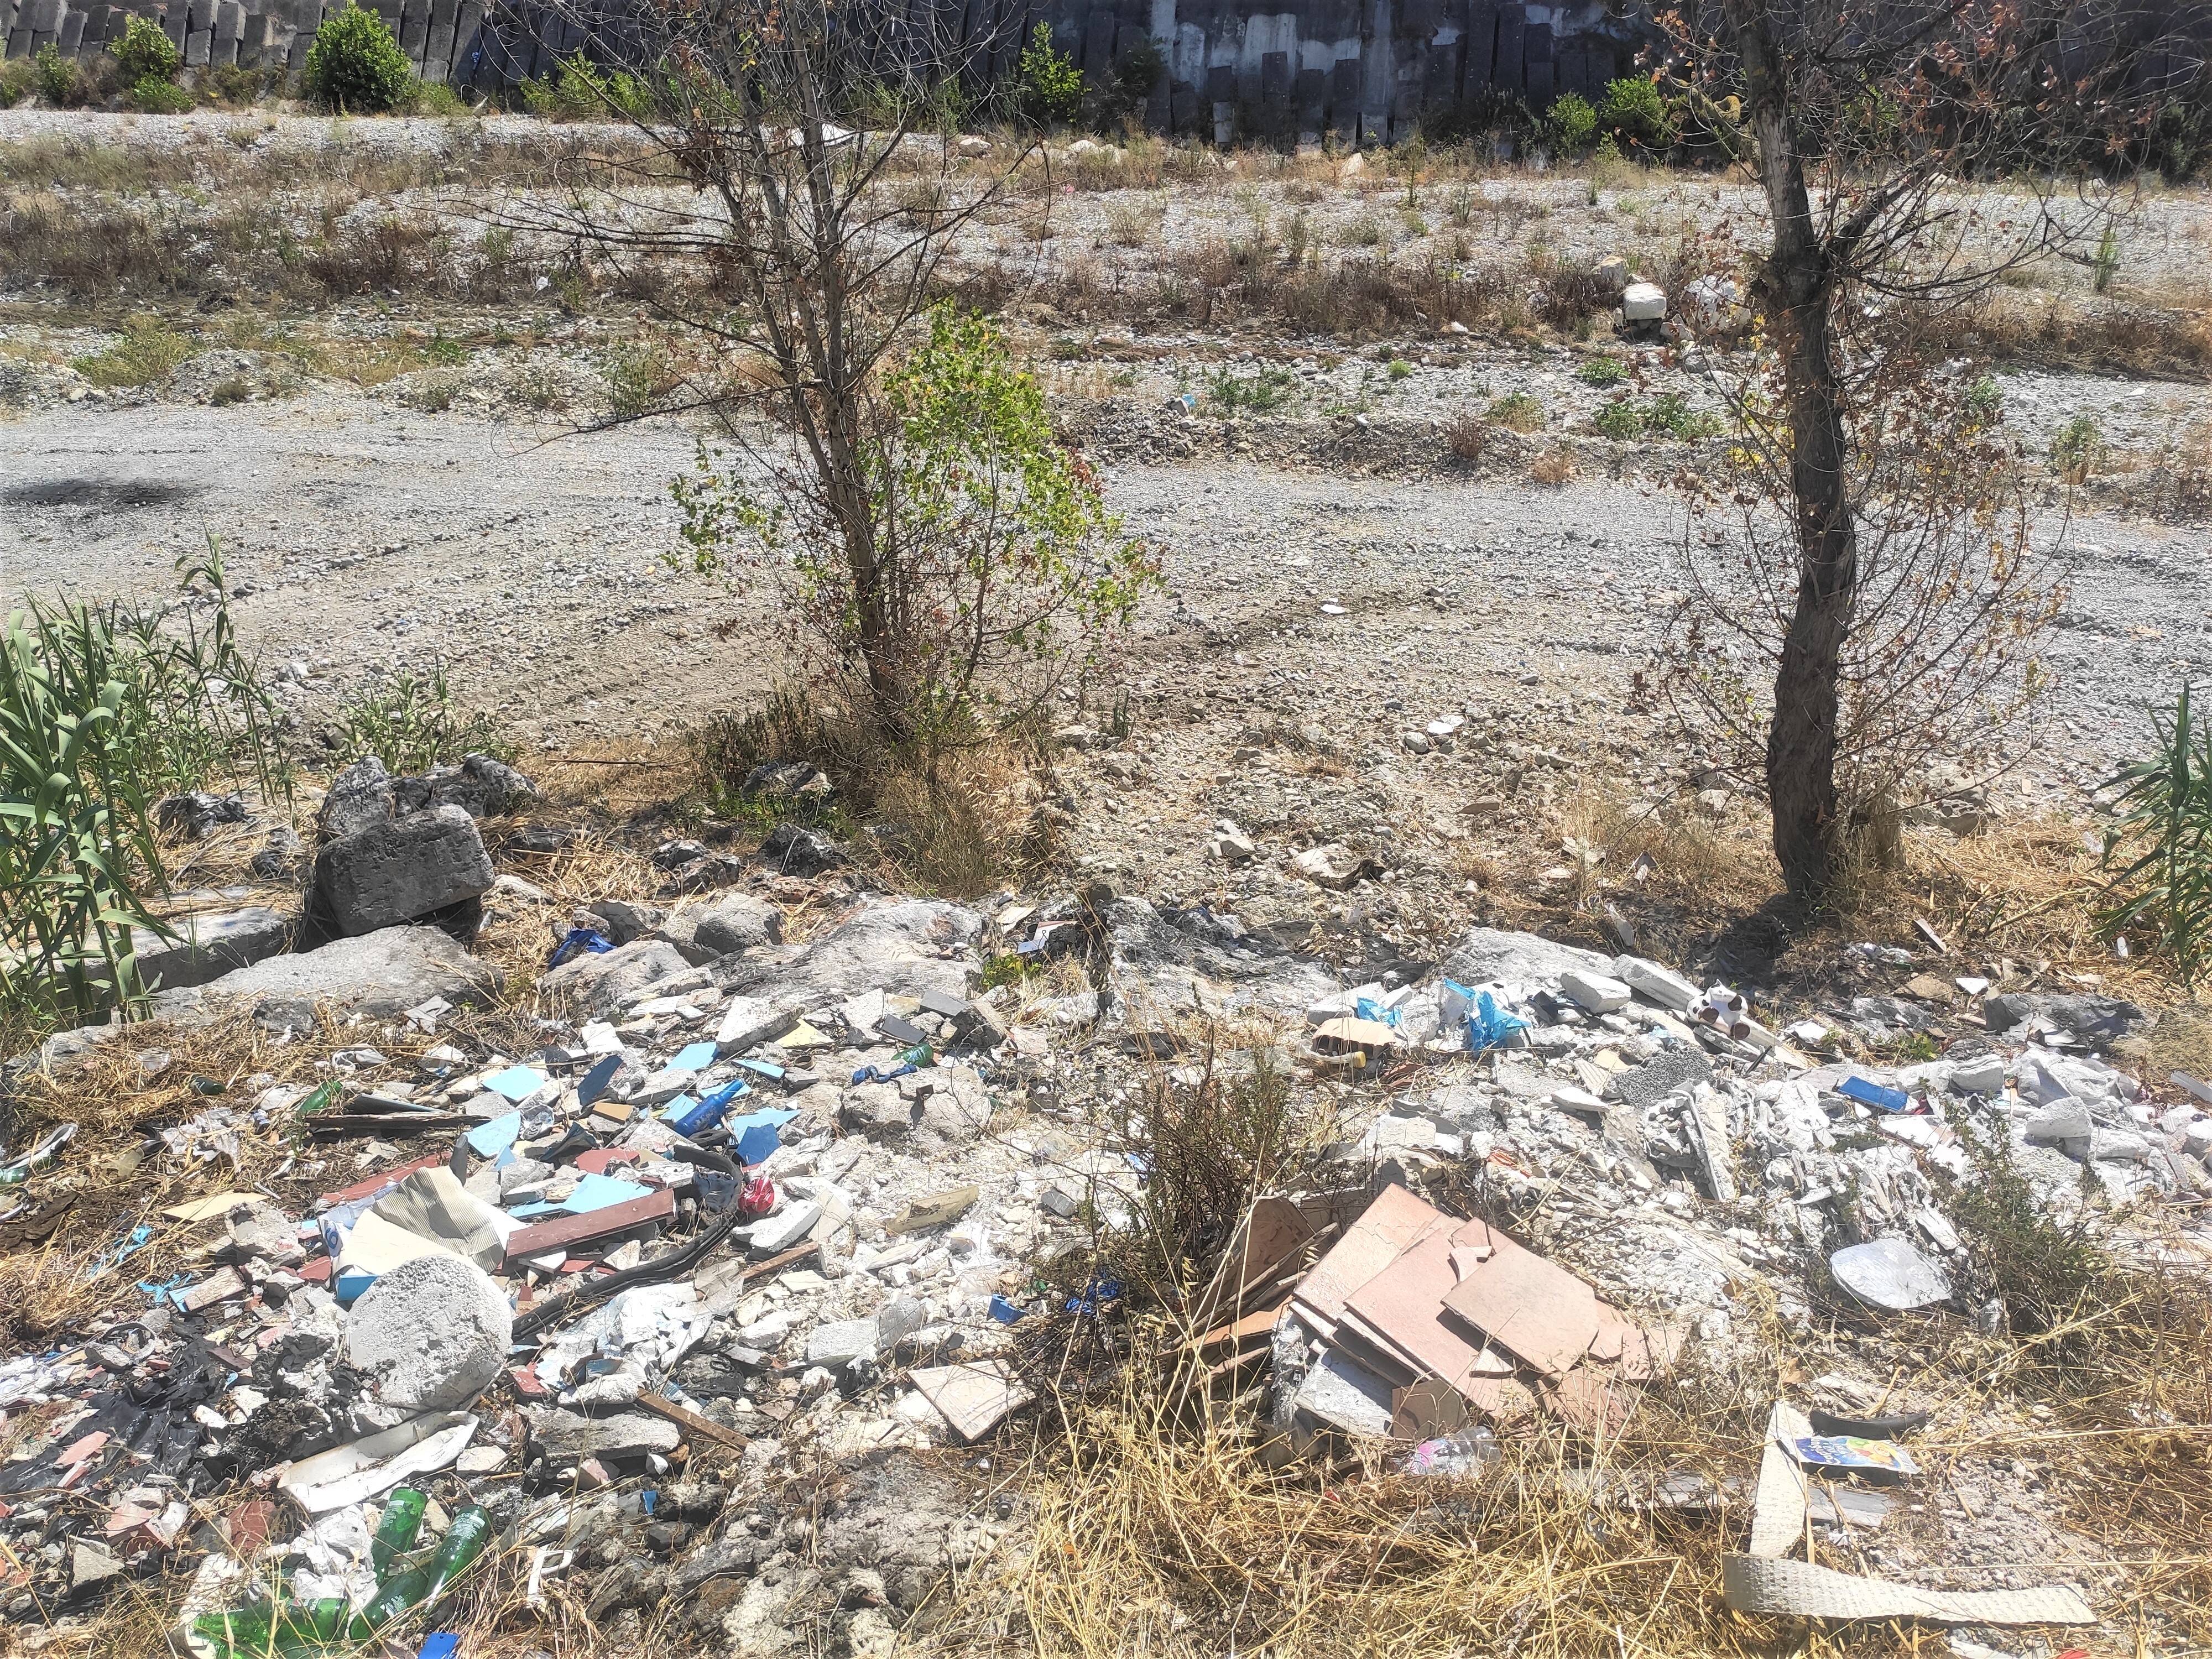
1592;397;1640;440
71;315;194;388
1601;76;1674;154
0;59;33;109
1015;21;1083;128
521;51;650;121
33;41;81;107
1577;354;1626;387
304;2;414;113
1543;91;1597;155
2052;413;2105;479
111;13;182;85
129;74;196;113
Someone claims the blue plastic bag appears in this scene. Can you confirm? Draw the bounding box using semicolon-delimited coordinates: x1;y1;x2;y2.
1468;991;1530;1053
1354;997;1401;1027
549;927;614;968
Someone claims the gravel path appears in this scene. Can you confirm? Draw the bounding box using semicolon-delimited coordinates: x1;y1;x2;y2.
4;391;2204;805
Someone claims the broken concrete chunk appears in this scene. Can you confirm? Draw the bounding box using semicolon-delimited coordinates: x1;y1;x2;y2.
1558;969;1631;1014
689;894;786;959
749;1200;822;1254
133;907;292;994
541;939;692;1020
2023;1101;2094;1156
149;924;502;1032
308;802;493;940
1611;956;1701;1012
1944;1054;2007;1097
529;1407;682;1463
346;1253;512;1411
1621;281;1667;322
1606;1046;1713;1109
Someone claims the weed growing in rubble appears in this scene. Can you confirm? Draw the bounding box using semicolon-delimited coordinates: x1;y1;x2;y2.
331;661;512;775
1486;390;1545;431
2099;682;2212;985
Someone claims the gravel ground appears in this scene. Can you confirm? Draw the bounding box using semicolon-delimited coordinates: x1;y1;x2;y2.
3;385;2204;812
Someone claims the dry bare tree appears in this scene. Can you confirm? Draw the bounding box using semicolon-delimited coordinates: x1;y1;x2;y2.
498;0;1153;748
1658;0;2204;899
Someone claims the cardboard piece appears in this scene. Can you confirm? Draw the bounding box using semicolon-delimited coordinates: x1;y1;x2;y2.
1719;1554;2093;1626
1748;1402;1814;1558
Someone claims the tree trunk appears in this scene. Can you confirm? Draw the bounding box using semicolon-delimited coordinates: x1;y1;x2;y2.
1730;0;1859;901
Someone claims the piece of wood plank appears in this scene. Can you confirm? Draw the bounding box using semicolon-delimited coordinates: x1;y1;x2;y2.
638;1391;747;1450
502;1190;674;1266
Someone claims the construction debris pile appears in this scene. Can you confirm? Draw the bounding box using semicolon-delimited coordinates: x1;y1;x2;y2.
0;768;2204;1652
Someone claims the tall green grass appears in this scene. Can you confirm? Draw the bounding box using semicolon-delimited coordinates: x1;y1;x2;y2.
2101;682;2212;985
1;544;287;1027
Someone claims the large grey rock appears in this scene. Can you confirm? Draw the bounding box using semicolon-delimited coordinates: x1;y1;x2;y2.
586;899;664;947
133;906;291;993
309;804;493;939
687;894;786;960
721;899;984;1004
152;925;501;1030
528;1407;682;1463
540;938;692;1018
318;757;397;839
392;754;536;820
1441;927;1611;987
345;1252;512;1411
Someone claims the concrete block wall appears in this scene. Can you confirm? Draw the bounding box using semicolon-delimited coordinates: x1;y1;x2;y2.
2;0;493;86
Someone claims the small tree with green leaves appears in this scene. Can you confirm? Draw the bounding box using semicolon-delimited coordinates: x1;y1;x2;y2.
674;306;1159;746
1016;21;1084;128
304;2;413;112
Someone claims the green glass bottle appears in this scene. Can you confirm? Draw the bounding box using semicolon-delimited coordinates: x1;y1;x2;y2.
426;1506;493;1595
347;1564;431;1640
371;1486;427;1578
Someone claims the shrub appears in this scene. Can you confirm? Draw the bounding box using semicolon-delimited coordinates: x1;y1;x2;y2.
33;41;81;107
1443;410;1486;463
1593;397;1640;440
1530;446;1578;484
2052;413;2105;481
522;51;650;122
111;13;182;85
72;315;194;388
1577;354;1626;387
1601;76;1675;154
0;59;32;109
1015;21;1083;128
303;2;414;113
1543;91;1597;155
130;74;195;113
1206;364;1296;415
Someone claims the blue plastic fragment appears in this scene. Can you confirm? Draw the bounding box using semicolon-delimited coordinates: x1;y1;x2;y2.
851;1062;917;1086
418;1635;462;1659
1065;1276;1124;1316
549;927;614;968
1839;1076;1911;1113
640;1489;658;1517
988;1294;1027;1324
1468;991;1531;1053
670;1041;718;1073
466;1112;523;1158
732;1057;786;1082
727;1105;799;1167
1354;997;1402;1027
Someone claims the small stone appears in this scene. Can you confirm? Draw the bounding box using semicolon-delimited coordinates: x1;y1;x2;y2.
1558;969;1631;1014
1292;843;1375;890
1612;954;1701;1012
1621;281;1667;322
